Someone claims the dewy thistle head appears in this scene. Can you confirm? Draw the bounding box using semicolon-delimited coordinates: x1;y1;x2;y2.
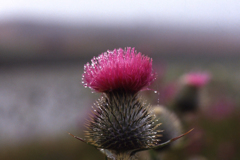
82;47;160;155
82;47;156;93
70;47;192;159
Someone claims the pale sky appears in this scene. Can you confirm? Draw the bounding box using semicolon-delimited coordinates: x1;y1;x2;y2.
0;0;239;28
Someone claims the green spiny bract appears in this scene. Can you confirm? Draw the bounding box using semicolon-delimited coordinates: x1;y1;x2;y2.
85;91;162;153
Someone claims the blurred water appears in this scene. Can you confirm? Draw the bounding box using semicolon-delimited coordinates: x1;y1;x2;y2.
0;63;93;146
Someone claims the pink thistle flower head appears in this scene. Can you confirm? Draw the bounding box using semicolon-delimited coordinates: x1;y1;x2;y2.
180;72;211;88
82;47;156;93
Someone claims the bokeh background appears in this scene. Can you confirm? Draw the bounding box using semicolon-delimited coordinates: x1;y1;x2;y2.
0;1;240;160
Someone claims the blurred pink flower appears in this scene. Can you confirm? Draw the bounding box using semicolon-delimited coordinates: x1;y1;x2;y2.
181;72;211;88
82;47;156;93
205;97;235;121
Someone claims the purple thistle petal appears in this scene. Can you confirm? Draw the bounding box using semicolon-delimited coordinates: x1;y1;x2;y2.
180;72;211;88
82;47;156;93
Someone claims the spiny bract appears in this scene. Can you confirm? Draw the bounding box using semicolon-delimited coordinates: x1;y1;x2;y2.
85;91;162;152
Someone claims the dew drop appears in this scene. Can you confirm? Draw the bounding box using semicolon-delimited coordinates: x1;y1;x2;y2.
154;90;160;104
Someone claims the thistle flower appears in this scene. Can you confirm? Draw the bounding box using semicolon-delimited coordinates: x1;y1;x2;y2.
82;48;160;156
173;72;211;113
82;47;156;93
70;47;192;159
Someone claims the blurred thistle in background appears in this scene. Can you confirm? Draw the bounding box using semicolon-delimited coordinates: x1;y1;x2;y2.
153;105;183;152
172;72;211;114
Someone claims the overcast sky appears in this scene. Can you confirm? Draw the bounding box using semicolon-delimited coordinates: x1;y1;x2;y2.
0;0;239;28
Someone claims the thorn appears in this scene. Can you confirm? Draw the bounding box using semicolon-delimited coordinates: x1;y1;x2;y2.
148;128;194;151
68;132;86;143
171;128;194;142
68;132;74;137
68;132;98;148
